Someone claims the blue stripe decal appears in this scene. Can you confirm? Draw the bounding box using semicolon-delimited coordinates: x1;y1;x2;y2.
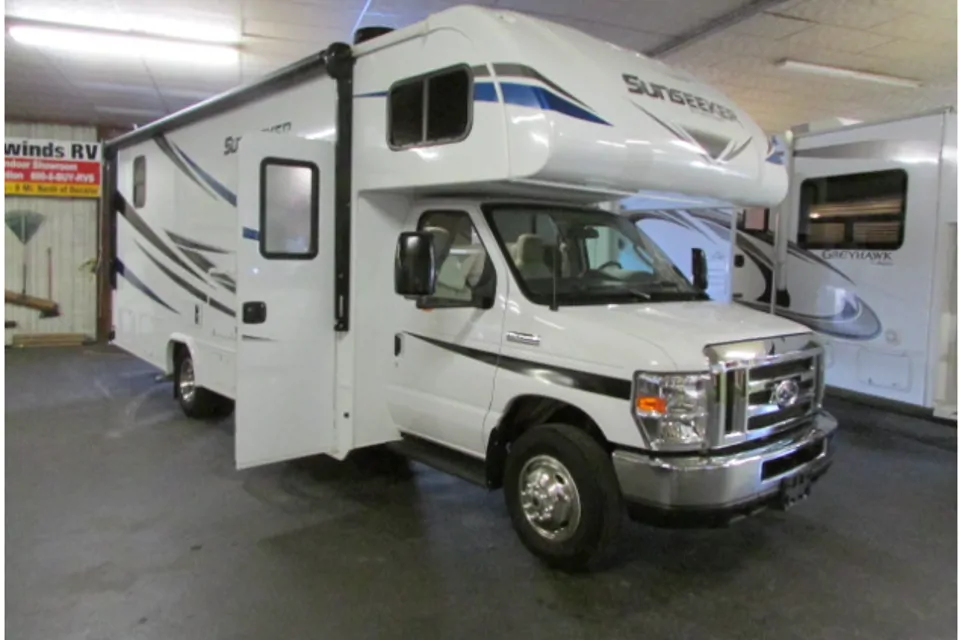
115;259;179;314
242;226;260;240
499;83;611;126
358;82;609;125
172;142;238;207
473;82;498;103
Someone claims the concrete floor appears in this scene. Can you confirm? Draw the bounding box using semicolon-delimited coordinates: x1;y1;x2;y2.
6;346;957;640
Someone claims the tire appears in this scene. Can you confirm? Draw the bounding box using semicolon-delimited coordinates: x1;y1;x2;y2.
175;349;229;419
504;423;623;572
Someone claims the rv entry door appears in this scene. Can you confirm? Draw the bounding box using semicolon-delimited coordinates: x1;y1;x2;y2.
234;133;337;469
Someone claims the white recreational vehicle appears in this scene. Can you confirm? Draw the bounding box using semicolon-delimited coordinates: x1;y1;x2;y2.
627;109;957;422
105;5;837;570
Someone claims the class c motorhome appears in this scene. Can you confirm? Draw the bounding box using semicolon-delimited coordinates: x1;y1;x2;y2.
104;5;837;570
626;108;957;423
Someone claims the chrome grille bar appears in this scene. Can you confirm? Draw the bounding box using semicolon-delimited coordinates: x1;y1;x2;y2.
705;333;824;447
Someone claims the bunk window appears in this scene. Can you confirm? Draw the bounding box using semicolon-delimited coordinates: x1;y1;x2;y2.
133;156;146;207
258;158;319;259
388;65;472;149
798;169;908;250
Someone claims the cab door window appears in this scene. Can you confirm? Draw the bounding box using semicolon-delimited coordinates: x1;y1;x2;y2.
417;210;495;308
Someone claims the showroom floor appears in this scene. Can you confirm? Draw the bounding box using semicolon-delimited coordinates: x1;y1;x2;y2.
6;346;957;640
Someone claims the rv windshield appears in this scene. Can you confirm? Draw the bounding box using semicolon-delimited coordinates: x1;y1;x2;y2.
484;204;708;307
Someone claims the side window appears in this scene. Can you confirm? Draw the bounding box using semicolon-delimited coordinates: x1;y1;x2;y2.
737;207;770;236
798;169;907;250
259;158;319;259
388;66;472;149
133;155;146;207
417;210;494;307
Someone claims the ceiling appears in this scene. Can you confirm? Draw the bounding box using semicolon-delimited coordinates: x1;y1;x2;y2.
4;0;957;133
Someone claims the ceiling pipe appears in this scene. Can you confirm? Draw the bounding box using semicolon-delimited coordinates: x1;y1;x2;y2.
643;0;797;58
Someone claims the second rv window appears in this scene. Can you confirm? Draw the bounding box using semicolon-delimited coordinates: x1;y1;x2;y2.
259;159;319;259
133;156;146;207
388;66;471;149
798;169;907;250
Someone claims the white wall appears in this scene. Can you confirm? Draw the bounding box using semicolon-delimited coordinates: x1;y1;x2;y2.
5;122;99;341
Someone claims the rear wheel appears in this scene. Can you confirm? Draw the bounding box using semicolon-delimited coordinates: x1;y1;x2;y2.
503;423;623;572
175;348;230;419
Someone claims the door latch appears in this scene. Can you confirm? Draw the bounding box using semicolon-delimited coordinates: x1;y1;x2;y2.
242;302;266;324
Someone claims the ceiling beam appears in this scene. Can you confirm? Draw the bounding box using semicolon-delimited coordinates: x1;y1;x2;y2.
643;0;795;58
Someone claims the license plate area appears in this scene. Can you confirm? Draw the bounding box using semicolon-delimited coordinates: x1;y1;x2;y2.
777;472;812;509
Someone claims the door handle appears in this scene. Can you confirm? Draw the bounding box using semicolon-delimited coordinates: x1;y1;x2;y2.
506;331;540;346
394;333;403;356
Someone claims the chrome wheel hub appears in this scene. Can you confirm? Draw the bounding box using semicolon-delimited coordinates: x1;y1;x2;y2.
518;455;581;542
179;359;196;404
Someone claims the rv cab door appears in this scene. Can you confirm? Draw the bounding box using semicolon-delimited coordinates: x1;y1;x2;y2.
234;133;337;469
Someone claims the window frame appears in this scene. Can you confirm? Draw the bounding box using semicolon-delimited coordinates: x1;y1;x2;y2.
798;168;908;251
258;157;320;260
133;155;146;207
386;64;475;151
415;209;495;310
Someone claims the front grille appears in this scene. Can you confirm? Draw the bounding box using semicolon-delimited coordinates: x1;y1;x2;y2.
710;336;823;446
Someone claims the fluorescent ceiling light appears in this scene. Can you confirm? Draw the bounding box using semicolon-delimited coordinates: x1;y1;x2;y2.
776;59;921;89
7;11;238;43
9;25;239;65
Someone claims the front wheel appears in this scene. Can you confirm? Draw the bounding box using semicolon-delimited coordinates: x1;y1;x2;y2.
176;349;230;419
503;424;623;572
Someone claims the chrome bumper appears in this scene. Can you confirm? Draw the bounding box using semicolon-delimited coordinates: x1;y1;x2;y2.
612;411;837;516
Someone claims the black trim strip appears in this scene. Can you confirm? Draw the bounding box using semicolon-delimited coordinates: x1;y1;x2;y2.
209;298;235;317
209;273;236;293
115;258;178;314
137;241;208;303
117;195;206;282
166;230;229;254
154;136;216;199
329;43;354;332
136;241;237;317
105;50;332;151
407;333;632;400
491;63;590;110
179;247;216;274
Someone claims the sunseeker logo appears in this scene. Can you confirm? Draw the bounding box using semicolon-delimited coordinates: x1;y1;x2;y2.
821;250;893;265
622;74;738;122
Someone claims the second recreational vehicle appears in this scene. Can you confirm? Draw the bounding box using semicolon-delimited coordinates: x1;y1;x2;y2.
626;109;957;421
105;5;838;570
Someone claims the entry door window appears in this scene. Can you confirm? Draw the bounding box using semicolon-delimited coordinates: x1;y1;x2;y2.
259;158;319;259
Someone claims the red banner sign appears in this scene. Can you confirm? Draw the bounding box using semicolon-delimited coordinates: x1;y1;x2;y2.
5;138;102;198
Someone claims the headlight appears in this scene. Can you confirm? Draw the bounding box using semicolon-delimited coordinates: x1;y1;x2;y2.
632;371;711;450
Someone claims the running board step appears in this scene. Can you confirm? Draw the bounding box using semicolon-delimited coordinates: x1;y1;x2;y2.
387;435;488;488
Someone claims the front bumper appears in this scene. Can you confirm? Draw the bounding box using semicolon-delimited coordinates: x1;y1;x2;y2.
612;410;837;527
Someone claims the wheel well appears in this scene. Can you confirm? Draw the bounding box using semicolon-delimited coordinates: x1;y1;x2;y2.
485;395;610;490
